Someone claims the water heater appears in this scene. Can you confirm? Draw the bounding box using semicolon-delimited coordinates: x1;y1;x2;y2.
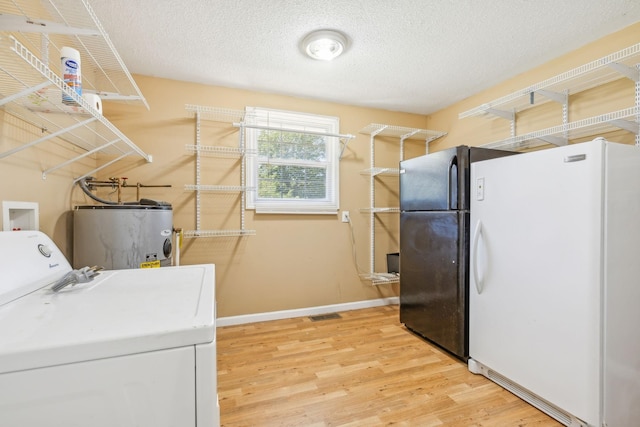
73;204;173;270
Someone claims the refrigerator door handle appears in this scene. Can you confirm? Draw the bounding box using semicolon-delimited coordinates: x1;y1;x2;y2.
472;220;484;294
447;155;457;210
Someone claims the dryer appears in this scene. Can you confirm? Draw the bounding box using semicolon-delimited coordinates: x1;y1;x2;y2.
0;231;219;426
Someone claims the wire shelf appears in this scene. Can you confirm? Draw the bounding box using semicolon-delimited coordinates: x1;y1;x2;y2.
459;42;640;119
185;105;250;123
0;36;150;177
185;103;255;239
481;107;639;151
183;229;257;238
359;167;400;176
359;123;445;285
0;0;148;108
359;123;447;142
184;184;254;192
359;207;400;213
184;144;256;157
360;273;400;286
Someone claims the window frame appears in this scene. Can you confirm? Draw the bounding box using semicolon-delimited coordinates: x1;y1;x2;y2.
245;107;340;214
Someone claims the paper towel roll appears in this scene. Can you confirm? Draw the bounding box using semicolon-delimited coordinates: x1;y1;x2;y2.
82;93;102;114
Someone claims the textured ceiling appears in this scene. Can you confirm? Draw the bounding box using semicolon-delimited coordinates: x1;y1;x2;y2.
89;0;640;115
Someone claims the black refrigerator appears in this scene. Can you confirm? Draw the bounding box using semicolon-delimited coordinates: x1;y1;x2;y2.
399;145;517;360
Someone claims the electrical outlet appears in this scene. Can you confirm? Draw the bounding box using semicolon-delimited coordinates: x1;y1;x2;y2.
341;211;350;223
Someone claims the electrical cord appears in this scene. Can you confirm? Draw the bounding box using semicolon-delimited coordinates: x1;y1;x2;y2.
51;266;103;292
346;216;368;276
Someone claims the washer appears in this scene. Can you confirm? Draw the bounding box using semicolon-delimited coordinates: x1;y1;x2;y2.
0;231;219;427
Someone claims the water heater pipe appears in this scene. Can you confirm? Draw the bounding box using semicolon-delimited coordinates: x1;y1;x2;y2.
173;228;183;266
77;177;171;205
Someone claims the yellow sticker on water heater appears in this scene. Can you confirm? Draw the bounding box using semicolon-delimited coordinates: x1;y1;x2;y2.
140;260;161;269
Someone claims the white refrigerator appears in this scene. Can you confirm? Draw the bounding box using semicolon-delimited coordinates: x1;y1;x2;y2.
468;138;640;427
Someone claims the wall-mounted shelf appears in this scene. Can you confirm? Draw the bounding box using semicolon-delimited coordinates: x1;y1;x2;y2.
459;43;640;120
182;229;256;238
185;184;255;192
359;123;446;285
482;106;639;151
360;123;447;145
185;105;247;123
184;104;256;238
185;144;257;157
0;0;150;179
360;167;400;176
459;42;640;148
359;207;401;213
1;0;148;107
362;272;401;286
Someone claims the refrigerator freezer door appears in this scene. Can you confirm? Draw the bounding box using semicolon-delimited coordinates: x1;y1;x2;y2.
399;146;517;212
603;142;640;427
400;211;468;359
469;141;604;425
400;146;464;211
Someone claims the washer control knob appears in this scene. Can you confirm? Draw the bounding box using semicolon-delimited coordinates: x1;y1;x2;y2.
38;244;52;257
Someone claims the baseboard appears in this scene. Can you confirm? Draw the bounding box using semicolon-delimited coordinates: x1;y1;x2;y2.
217;296;399;327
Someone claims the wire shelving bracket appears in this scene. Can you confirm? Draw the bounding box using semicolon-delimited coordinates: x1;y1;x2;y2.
358;123;446;285
183;105;256;238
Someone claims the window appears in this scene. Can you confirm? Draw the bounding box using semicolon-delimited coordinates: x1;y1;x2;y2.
245;107;340;214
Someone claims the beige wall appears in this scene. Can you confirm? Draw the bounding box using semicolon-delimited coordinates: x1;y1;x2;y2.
1;21;637;317
0;111;95;255
97;79;428;317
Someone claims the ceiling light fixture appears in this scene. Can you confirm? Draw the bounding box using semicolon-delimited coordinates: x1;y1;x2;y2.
301;29;348;61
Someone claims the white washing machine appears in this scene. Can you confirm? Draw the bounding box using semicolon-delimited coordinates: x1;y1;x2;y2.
0;231;219;427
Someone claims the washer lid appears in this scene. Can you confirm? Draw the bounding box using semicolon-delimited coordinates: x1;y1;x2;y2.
0;264;215;374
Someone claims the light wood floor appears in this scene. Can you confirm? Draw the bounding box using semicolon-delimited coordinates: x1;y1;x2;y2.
217;305;562;426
